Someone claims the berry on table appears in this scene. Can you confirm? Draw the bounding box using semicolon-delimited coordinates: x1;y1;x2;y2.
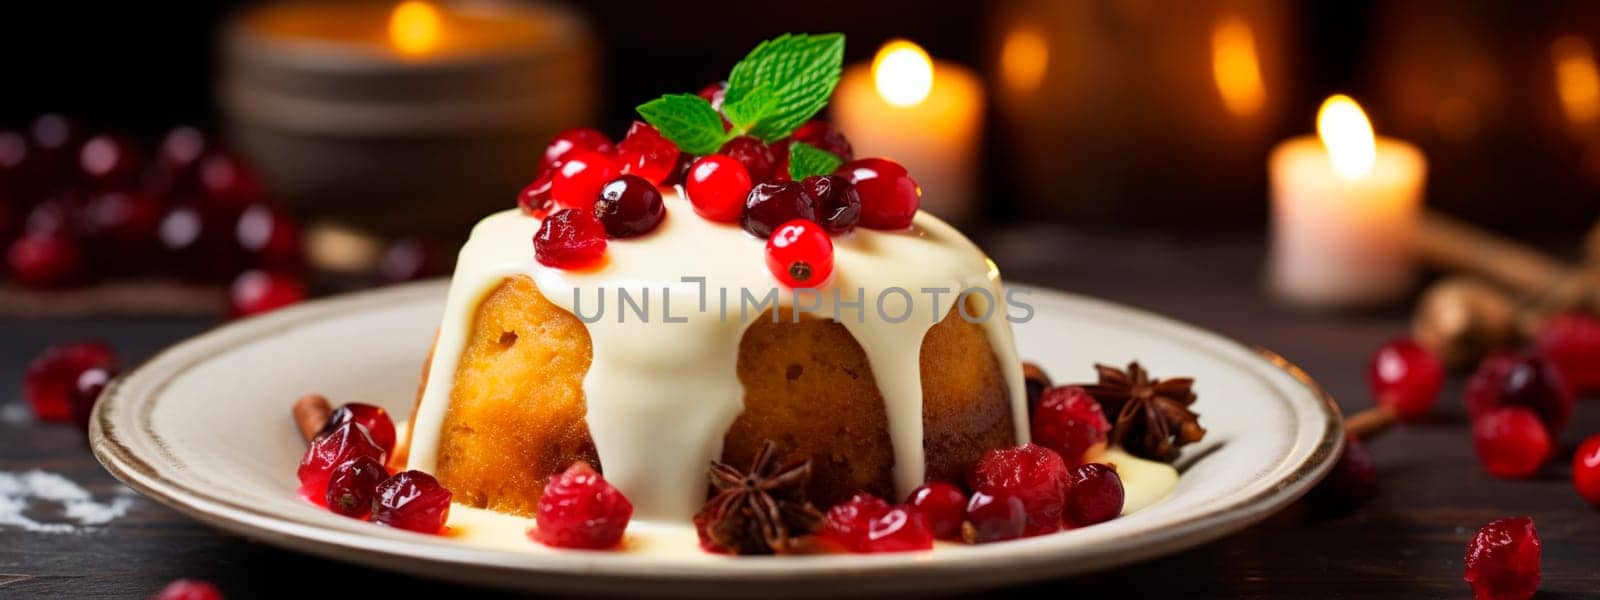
1305;434;1378;515
1030;386;1111;467
153;579;224;600
1063;463;1124;527
765;220;833;288
1472;407;1551;479
24;341;117;422
1465;353;1573;435
1573;434;1600;507
297;421;386;501
1463;517;1540;600
968;443;1070;536
69;365;117;431
743;181;817;238
800;174;860;235
533;208;607;269
320;403;397;456
7;232;85;288
228;269;307;318
593;175;665;238
373;470;453;534
531;462;633;549
1367;338;1444;422
616;122;681;186
719;136;777;182
1534;312;1600;393
837;158;920;230
685;155;752;223
324;455;388;519
961;490;1027;544
541;127;614;174
549;150;620;212
906;481;967;540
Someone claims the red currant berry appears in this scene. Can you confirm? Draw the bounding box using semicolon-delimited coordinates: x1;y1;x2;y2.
968;443;1069;536
616;122;681;185
533;208;607;269
1063;463;1123;527
229;270;306;318
1465;353;1573;435
153;579;224;600
719;136;777;182
541;127;614;174
800;174;860;234
373;470;453;534
1473;407;1552;479
962;490;1027;544
78;134;143;187
518;170;554;216
790;120;854;161
766;220;833;288
198;152;267;209
594;175;665;238
838;158;920;230
69;365;117;432
1534;312;1600;393
24;341;117;422
743;181;817;238
1305;435;1378;515
1030;386;1111;467
324;455;388;519
697;82;727;110
1573;434;1600;507
685;155;751;223
235;204;302;271
531;462;633;549
320;403;397;456
297;421;385;501
820;492;892;551
1464;516;1540;600
906;481;966;540
7;232;85;288
80;189;163;272
549;150;620;212
1367;338;1444;422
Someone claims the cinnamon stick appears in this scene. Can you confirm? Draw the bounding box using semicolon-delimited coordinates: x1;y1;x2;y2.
292;394;333;443
1344;405;1397;440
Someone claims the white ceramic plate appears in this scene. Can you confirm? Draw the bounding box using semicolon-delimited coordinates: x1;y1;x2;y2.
91;280;1342;598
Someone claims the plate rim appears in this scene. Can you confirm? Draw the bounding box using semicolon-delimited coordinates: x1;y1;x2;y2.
90;279;1344;595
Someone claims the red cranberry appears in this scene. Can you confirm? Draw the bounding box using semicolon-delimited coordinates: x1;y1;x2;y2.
800;175;860;234
1464;517;1541;600
616;122;681;186
1472;407;1552;479
7;232;85;288
78;134;143;187
860;506;933;552
320;403;397;456
533;208;607;269
906;481;966;540
159;201;239;282
24;341;117;422
821;492;892;551
968;443;1069;536
1305;435;1378;515
1573;434;1600;507
198;152;267;209
790;120;854;161
229;269;307;318
541;128;614;175
1534;312;1600;393
235;204;302;271
550;150;620;212
297;421;386;501
661;152;695;187
324;455;388;518
374;470;453;534
69;365;117;432
1367;338;1444;422
80;189;163;272
837;158;920;230
594;175;665;238
697;82;727;110
1031;386;1111;467
518;171;554;216
1465;353;1573;435
1063;463;1123;527
153;579;224;600
685;155;751;223
157;126;209;179
378;237;444;283
962;491;1027;544
531;462;633;549
719;136;777;182
743;181;816;238
765;219;833;288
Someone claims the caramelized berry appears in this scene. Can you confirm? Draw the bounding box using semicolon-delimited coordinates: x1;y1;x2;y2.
765;219;833;288
297;421;385;501
320;403;397;456
549;150;620;212
24;341;117;422
800;175;860;234
531;462;633;549
594;175;665;238
968;443;1069;536
962;491;1027;544
685;155;751;223
838;158;920;230
719;136;777;182
325;455;388;518
533;208;607;269
906;481;966;540
1031;386;1111;467
1464;517;1540;600
616;122;681;185
1472;407;1551;479
743;181;816;238
1063;463;1123;527
373;470;452;534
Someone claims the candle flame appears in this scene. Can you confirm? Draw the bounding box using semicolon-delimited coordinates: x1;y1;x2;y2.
1317;95;1377;179
1211;16;1265;117
1553;35;1600;129
1000;27;1048;93
873;40;934;107
389;1;441;56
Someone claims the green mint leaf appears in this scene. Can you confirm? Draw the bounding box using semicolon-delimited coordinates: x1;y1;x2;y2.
787;141;844;180
722;84;777;133
724;33;845;142
636;94;731;155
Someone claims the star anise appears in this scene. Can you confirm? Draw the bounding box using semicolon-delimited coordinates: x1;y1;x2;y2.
693;440;824;555
1080;362;1205;462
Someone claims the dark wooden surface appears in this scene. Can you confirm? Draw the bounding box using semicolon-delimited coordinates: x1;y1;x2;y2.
3;230;1600;599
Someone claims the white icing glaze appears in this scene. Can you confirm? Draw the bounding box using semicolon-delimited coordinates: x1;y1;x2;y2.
407;191;1027;520
1095;447;1180;514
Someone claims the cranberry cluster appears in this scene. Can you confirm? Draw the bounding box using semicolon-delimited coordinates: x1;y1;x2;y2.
296;402;453;534
0;115;306;317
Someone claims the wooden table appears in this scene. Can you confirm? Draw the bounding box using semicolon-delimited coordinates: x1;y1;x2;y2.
3;231;1599;598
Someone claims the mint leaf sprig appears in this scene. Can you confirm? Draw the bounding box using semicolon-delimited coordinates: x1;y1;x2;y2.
636;33;845;158
787;142;844;180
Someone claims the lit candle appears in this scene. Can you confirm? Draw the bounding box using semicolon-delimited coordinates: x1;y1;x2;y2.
1269;95;1427;307
832;40;985;224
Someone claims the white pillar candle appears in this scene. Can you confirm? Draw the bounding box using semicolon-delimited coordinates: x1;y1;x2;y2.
1269;95;1427;308
832;40;985;225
